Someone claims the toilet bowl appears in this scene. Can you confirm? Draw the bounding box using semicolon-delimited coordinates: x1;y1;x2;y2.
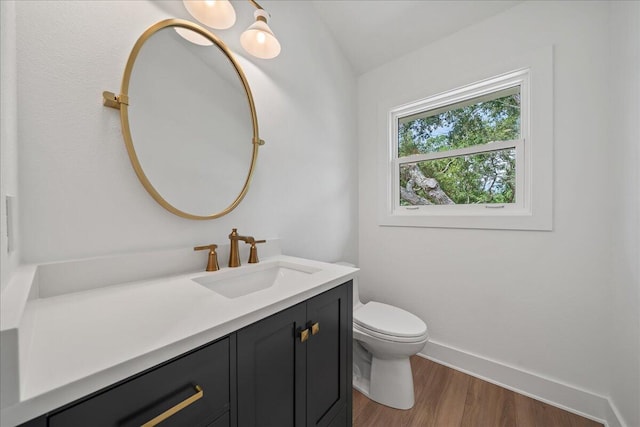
336;263;428;410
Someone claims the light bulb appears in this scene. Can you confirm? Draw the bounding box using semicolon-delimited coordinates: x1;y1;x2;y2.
240;9;281;59
183;0;236;30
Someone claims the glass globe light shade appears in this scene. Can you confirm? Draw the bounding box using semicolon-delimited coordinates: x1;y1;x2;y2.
183;0;236;30
240;9;281;59
174;27;213;46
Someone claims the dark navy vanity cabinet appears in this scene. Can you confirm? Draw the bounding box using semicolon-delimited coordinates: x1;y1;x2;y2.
238;282;352;427
19;281;352;427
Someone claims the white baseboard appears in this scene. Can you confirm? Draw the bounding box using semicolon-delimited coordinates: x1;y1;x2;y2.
606;401;628;427
419;340;624;427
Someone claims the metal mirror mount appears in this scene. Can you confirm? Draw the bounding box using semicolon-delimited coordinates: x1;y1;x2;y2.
103;19;264;220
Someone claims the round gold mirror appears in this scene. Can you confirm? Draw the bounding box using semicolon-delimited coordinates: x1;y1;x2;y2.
107;19;263;220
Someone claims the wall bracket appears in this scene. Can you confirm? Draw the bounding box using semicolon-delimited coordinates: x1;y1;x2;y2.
102;91;129;109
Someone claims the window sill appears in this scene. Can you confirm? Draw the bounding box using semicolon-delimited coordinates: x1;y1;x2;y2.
378;209;552;231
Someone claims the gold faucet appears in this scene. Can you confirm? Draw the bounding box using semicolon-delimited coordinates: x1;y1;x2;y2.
194;244;220;271
228;228;266;267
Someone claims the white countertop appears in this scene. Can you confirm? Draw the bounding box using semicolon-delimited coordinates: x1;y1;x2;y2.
0;248;358;426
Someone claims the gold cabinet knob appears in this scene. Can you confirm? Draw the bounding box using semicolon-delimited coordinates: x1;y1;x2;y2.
299;327;310;343
311;322;320;336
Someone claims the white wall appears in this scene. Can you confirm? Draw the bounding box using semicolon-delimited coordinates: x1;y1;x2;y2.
10;0;638;424
15;1;358;265
359;0;622;421
609;2;640;426
1;0;20;293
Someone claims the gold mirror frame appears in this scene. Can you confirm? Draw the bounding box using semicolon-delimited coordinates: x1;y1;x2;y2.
104;19;263;220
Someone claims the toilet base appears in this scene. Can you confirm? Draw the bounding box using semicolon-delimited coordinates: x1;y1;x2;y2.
369;356;415;410
353;344;415;410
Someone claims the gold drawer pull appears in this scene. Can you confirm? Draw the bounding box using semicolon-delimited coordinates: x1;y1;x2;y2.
299;328;310;343
311;322;320;336
141;385;203;427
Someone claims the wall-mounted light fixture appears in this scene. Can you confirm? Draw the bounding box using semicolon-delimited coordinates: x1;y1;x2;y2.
182;0;281;59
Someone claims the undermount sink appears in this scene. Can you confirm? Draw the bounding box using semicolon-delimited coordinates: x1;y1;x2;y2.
193;261;321;299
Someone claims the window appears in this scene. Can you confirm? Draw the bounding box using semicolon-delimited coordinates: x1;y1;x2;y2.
398;84;523;208
379;50;553;231
393;71;527;213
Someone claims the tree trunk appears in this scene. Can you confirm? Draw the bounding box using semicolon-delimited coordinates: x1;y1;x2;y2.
401;165;455;205
400;186;431;205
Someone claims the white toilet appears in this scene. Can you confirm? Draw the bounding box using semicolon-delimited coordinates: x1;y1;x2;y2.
338;263;429;410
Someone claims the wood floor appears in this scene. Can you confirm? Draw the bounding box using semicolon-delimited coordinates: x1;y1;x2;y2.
352;356;603;427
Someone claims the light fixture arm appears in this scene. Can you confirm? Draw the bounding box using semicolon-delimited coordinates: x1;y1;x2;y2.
248;0;264;11
248;0;268;22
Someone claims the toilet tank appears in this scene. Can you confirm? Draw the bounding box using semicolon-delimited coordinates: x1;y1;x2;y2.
334;262;362;309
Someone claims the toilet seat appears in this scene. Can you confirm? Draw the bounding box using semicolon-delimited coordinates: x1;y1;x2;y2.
354;302;428;342
354;323;428;343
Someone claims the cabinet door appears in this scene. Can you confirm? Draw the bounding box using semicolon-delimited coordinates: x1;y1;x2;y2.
237;303;307;427
306;282;352;427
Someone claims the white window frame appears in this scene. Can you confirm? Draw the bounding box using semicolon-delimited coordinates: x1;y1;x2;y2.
392;71;528;214
378;47;553;231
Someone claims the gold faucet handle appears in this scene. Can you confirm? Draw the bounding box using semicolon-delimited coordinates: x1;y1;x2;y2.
194;244;218;251
194;244;220;272
246;240;266;264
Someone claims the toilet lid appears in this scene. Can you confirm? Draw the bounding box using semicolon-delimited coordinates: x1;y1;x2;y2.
353;302;427;338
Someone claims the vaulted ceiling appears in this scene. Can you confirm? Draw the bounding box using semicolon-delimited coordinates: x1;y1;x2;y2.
310;1;521;75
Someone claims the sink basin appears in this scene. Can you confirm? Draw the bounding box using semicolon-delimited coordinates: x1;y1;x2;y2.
193;261;321;298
